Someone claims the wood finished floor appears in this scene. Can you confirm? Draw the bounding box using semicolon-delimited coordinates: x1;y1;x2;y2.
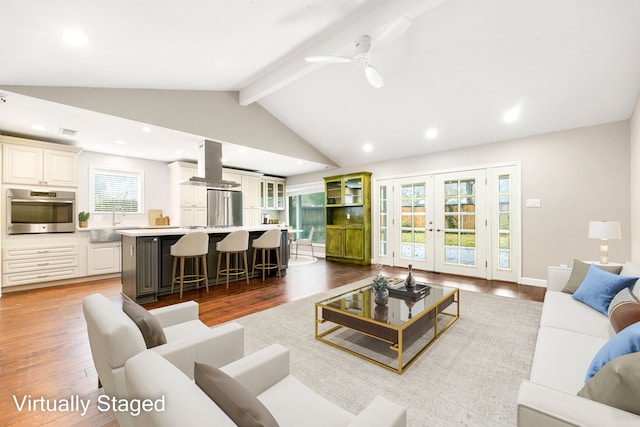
0;259;544;426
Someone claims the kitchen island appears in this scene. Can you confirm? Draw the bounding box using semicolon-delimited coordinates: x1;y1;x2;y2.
117;226;290;303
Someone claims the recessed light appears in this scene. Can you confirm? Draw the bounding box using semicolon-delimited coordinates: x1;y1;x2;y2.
175;150;183;155
363;143;373;152
425;128;438;139
114;140;126;145
503;106;521;123
141;126;151;133
60;31;89;46
32;124;46;131
297;160;303;165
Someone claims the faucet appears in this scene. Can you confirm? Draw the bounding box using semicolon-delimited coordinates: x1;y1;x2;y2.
112;206;123;226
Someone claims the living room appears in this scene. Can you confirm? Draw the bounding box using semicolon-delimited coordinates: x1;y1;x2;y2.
1;1;640;426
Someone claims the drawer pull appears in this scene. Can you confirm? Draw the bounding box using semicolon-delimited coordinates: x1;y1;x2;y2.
37;262;51;266
37;250;50;254
37;274;50;278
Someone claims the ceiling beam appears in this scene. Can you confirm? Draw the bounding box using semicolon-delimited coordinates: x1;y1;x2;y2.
238;0;449;106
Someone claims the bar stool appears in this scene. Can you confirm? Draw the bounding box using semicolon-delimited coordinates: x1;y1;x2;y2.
171;232;209;298
251;229;282;281
216;230;249;289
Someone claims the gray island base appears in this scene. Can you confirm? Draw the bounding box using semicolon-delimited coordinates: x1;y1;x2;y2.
118;226;290;303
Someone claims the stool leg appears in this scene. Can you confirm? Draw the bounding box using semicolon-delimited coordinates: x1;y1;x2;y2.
179;256;185;298
216;252;222;285
202;254;209;293
226;252;230;290
171;256;177;294
251;248;257;279
262;248;267;281
275;246;281;277
195;256;200;290
243;250;249;284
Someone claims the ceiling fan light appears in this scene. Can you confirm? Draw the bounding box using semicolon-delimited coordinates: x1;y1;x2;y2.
365;66;384;88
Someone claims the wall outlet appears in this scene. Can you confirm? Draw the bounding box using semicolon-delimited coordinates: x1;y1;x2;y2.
346;213;351;219
526;199;541;208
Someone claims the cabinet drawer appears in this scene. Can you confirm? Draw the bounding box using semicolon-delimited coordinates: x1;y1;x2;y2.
4;244;78;260
4;255;78;273
3;267;79;287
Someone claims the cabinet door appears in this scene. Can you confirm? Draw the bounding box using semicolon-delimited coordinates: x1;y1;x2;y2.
3;144;43;184
265;181;276;209
343;176;364;206
136;237;158;295
43;149;78;187
193;186;207;207
325;179;343;206
243;208;261;226
276;181;285;210
325;226;344;257
180;207;195;226
242;175;262;208
194;207;208;226
88;243;121;275
344;227;364;260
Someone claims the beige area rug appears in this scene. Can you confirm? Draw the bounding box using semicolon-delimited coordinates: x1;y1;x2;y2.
287;255;318;267
231;280;543;427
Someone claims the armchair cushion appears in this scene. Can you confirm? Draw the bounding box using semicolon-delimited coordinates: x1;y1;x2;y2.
195;362;279;427
123;299;167;348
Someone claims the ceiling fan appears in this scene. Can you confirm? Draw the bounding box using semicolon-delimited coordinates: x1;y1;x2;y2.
305;17;412;89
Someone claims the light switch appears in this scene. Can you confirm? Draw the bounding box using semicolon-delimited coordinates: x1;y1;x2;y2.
346;213;351;219
526;199;541;208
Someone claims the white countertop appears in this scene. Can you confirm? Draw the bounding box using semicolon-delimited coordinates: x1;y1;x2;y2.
116;225;287;237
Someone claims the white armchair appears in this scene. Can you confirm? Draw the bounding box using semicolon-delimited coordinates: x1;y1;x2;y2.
295;226;315;259
82;293;244;427
125;343;407;427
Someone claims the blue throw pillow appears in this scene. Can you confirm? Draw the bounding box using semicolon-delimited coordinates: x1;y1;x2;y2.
572;264;638;315
585;321;640;381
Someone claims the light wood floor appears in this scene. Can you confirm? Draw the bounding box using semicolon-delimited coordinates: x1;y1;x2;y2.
0;259;544;426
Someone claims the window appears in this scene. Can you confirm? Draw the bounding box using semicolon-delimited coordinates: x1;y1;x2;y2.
287;185;325;244
90;166;144;213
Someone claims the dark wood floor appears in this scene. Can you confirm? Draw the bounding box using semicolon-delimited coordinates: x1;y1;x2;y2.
0;259;544;426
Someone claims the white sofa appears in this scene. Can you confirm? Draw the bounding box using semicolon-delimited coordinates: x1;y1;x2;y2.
516;262;640;426
125;343;407;427
83;293;245;427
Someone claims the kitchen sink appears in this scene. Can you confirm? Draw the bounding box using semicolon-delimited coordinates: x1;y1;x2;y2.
89;226;133;242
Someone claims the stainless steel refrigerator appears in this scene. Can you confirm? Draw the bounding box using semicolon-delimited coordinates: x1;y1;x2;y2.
207;189;243;227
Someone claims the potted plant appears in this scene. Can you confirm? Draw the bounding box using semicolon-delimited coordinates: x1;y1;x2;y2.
372;274;390;305
78;211;90;228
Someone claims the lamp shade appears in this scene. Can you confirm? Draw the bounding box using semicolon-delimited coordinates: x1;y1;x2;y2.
588;221;622;240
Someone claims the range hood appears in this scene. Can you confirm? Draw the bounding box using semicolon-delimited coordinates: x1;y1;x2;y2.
181;140;240;189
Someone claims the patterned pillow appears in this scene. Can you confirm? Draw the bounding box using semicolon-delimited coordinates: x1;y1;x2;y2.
608;288;640;333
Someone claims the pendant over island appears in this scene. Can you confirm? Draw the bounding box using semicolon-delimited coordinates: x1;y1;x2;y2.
117;226;290;303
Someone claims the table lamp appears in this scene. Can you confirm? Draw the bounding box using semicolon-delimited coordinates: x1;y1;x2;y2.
588;221;621;264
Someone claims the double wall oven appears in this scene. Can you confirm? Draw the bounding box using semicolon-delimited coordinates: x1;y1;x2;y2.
7;188;76;234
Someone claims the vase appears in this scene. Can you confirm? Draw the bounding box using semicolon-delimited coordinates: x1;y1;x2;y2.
405;264;416;290
374;289;389;306
79;221;88;228
374;304;389;322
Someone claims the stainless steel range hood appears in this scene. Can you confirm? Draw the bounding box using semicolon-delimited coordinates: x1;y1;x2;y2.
181;140;240;189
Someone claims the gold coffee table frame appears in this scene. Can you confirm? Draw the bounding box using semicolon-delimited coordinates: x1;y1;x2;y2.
315;282;459;374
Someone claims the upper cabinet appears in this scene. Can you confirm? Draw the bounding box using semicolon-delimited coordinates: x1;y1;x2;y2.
2;136;81;187
325;174;365;207
261;177;285;210
167;162;207;227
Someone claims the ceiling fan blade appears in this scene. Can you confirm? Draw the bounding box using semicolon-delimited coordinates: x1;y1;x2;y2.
364;66;384;89
305;55;352;64
374;16;412;45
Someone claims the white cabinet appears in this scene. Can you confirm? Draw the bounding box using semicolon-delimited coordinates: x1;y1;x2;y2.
242;174;263;226
87;242;121;275
2;243;79;286
3;142;79;187
261;178;286;210
168;162;207;227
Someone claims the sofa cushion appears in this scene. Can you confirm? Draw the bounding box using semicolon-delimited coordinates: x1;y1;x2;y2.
123;299;167;349
572;264;638;315
620;261;640;299
608;288;640;333
585;321;640;381
194;361;279;427
562;259;622;294
540;291;614;339
578;352;640;416
529;327;608;394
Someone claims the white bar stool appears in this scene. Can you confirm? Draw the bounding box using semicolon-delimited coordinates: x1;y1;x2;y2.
170;231;209;298
216;229;249;289
251;229;282;281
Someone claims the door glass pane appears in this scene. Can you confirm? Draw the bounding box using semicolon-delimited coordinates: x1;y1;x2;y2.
497;174;511;270
399;182;428;261
378;185;388;256
443;178;476;267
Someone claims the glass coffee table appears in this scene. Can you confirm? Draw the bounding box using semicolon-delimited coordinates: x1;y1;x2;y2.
315;279;459;374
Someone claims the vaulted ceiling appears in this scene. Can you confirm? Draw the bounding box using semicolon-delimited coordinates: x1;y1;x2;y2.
1;0;639;176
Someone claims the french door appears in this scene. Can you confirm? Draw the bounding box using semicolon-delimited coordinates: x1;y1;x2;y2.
374;166;519;282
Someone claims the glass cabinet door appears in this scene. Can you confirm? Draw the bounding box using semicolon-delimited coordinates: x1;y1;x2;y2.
344;176;363;205
266;181;275;209
326;179;342;206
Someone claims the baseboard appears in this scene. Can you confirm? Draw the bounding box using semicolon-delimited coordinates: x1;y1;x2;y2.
520;277;547;287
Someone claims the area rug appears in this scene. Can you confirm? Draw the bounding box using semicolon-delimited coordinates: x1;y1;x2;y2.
231;280;543;427
287;255;318;266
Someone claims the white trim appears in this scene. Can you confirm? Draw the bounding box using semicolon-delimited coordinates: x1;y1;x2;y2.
286;181;325;197
520;277;547;287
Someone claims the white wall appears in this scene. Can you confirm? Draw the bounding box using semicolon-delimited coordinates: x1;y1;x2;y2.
78;151;170;227
289;121;631;281
630;96;640;262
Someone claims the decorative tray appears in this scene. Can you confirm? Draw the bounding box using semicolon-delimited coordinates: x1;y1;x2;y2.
388;279;431;300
